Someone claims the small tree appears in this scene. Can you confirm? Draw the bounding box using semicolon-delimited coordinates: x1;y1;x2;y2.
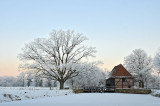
124;49;152;88
53;80;57;87
26;72;33;87
18;29;96;89
153;49;160;89
16;72;26;87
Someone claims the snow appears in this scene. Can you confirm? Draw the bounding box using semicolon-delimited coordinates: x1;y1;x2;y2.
151;89;160;97
0;93;160;106
0;87;73;103
0;87;160;106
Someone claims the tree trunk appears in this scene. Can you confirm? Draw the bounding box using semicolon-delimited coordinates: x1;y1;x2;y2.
142;81;144;88
145;78;148;89
59;81;64;89
23;79;25;87
139;80;144;88
71;81;74;89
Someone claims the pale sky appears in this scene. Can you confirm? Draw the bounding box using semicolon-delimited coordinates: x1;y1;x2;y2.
0;0;160;76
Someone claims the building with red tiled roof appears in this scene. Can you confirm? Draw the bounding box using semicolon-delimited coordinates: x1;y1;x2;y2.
106;64;134;88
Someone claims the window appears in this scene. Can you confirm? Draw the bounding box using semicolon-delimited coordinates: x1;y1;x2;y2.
122;78;125;82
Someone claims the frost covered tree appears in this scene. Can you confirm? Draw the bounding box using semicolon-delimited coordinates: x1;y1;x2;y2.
16;72;26;87
0;76;16;87
18;29;96;89
32;74;43;87
148;74;159;89
124;49;152;88
25;71;34;87
67;61;106;88
153;49;160;89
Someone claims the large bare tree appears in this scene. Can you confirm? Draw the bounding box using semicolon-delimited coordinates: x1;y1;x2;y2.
18;29;96;89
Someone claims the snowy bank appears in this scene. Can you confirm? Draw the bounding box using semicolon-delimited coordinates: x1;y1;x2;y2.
151;89;160;98
0;93;160;106
0;87;73;103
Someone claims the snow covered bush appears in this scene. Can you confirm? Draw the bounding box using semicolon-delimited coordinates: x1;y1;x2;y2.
151;89;160;98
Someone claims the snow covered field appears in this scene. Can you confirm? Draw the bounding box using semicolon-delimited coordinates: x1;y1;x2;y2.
0;93;160;106
0;87;160;106
0;87;72;103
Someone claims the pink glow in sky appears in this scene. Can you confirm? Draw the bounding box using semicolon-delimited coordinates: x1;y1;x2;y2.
1;0;160;76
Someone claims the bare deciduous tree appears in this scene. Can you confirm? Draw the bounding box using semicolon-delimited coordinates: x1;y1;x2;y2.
18;29;96;89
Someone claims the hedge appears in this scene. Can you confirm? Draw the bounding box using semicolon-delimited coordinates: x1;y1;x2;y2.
115;89;151;94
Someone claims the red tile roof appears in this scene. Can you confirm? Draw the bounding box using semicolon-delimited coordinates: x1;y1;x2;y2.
109;64;132;78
